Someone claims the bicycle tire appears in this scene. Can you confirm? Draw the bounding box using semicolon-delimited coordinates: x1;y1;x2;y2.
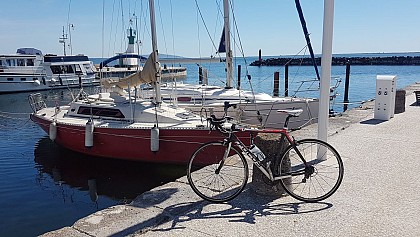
187;141;248;203
275;139;344;202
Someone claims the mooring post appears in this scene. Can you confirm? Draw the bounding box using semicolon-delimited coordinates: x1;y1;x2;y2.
250;133;289;196
198;66;203;84
343;61;350;112
284;63;289;97
237;65;241;90
273;71;280;97
78;75;82;89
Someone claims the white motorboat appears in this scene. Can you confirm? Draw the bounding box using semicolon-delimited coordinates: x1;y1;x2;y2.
139;81;319;129
0;48;99;94
110;0;321;130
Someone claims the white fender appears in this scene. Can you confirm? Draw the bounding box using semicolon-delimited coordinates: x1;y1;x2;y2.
85;119;94;148
150;126;159;152
49;121;57;141
33;80;41;86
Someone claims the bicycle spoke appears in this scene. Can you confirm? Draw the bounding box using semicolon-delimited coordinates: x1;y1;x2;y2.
277;139;343;202
187;142;248;203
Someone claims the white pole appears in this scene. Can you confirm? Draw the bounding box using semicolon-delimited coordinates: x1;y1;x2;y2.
149;0;162;104
318;0;334;144
223;0;233;88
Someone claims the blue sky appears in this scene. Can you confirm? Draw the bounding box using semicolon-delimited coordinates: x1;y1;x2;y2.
1;0;419;58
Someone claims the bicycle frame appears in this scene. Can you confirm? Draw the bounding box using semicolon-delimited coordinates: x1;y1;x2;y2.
217;127;308;182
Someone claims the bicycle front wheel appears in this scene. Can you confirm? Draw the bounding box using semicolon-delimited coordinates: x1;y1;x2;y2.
187;141;248;203
276;139;344;202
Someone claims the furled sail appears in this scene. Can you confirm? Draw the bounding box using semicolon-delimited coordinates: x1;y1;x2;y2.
102;52;157;89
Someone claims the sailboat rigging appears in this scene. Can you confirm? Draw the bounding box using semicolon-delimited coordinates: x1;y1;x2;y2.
138;0;320;129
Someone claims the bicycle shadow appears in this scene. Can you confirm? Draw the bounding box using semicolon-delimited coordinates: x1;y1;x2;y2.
142;188;332;234
108;187;332;236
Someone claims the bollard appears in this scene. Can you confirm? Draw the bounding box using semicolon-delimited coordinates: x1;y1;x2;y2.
249;133;290;196
284;64;289;97
237;65;241;90
198;66;203;84
273;72;279;97
343;62;351;112
394;89;406;114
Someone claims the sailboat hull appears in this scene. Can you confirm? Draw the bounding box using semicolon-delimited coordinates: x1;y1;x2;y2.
31;114;255;164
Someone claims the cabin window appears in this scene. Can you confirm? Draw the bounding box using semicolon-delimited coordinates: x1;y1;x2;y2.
83;63;94;74
64;65;74;73
33;78;38;81
17;59;25;66
27;59;34;66
50;65;62;74
77;106;125;118
6;59;16;66
20;78;26;81
74;64;82;74
7;78;13;81
50;65;74;74
0;60;3;66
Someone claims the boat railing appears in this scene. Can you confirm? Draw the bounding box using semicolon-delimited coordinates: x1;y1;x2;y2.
28;93;47;113
292;76;342;99
1;65;44;75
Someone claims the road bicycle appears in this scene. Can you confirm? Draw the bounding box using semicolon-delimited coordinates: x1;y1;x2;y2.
187;102;344;203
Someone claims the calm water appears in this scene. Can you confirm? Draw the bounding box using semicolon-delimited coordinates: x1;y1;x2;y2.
0;90;187;236
1;55;420;236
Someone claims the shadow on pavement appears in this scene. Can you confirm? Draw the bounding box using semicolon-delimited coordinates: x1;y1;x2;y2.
360;119;385;125
114;188;333;236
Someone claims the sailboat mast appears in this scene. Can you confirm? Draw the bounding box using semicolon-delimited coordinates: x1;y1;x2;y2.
149;0;162;104
223;0;233;88
295;0;320;80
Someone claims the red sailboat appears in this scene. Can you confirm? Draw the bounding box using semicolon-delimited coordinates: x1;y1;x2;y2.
30;0;255;164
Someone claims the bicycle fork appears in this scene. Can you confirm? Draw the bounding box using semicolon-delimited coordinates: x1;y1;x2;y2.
215;139;232;174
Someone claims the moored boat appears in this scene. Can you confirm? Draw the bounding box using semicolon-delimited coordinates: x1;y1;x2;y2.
0;48;99;94
139;82;319;129
97;23;187;81
29;91;253;164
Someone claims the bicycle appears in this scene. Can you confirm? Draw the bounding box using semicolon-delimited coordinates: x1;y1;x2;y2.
187;102;344;203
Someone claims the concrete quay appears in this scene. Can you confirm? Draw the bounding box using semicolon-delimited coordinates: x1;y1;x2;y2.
42;83;420;237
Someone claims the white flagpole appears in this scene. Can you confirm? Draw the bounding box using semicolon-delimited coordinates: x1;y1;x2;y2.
318;0;334;159
318;0;334;142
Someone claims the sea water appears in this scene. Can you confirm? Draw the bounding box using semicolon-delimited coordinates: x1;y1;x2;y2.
1;55;420;236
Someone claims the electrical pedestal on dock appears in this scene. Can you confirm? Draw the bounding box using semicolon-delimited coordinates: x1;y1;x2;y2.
374;75;396;120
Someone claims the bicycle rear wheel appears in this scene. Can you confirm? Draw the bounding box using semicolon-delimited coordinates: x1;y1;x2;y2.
187;141;248;203
276;139;344;202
